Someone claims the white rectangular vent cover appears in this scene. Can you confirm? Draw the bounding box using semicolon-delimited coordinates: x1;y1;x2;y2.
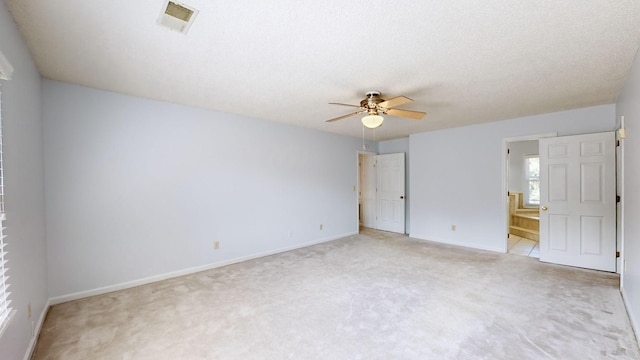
157;1;199;34
0;52;13;81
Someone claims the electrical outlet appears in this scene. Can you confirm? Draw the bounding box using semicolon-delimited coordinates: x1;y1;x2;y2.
451;225;456;231
320;224;323;230
27;303;32;319
214;241;219;250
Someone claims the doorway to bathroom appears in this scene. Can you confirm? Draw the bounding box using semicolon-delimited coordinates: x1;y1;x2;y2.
507;139;541;258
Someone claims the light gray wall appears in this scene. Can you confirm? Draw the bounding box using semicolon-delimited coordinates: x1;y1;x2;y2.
409;104;616;252
43;80;373;299
617;47;640;342
508;140;538;194
378;137;410;233
0;2;48;359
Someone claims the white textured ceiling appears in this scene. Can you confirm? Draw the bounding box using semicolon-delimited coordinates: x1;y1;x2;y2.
5;0;640;140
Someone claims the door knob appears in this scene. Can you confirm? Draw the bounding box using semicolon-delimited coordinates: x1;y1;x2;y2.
541;206;548;211
400;196;404;199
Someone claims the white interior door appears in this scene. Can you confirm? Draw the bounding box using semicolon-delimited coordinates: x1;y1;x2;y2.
539;132;616;272
375;153;405;233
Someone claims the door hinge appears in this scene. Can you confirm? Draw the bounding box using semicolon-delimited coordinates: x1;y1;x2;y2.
616;195;621;203
616;251;620;258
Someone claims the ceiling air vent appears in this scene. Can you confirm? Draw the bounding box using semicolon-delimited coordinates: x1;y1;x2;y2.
0;51;13;81
157;0;199;34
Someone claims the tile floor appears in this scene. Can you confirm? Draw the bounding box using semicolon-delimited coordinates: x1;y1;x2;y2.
508;234;539;258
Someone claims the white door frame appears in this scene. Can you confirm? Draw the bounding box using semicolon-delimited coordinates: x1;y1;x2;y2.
502;133;557;253
616;119;625;278
357;150;377;232
617;140;623;276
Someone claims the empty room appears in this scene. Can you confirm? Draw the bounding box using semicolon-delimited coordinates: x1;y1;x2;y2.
1;1;640;359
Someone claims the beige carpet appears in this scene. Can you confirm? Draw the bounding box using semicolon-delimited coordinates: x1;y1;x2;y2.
32;229;639;359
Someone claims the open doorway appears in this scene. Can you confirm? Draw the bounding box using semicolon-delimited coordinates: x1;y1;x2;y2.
358;152;376;230
507;140;540;258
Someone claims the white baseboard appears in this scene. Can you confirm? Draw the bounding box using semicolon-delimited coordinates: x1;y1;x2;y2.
409;233;506;253
49;232;356;305
23;298;50;360
621;286;640;346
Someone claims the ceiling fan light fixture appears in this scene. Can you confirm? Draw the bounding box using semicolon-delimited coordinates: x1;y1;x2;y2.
361;114;384;128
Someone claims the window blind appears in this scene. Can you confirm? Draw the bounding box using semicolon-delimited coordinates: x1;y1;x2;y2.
0;88;12;334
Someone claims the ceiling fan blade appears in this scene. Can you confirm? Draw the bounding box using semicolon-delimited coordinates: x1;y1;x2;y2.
329;102;362;108
378;96;413;109
326;111;365;122
385;108;426;120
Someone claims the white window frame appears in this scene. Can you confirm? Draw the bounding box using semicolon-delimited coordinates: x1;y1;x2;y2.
524;154;540;206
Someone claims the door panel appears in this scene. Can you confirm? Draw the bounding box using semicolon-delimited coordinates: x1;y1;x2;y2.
549;164;568;201
581;163;604;202
375;153;405;233
549;215;568;251
581;216;603;255
539;132;616;272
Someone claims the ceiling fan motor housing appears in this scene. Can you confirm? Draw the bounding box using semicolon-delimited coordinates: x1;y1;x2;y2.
361;91;384;111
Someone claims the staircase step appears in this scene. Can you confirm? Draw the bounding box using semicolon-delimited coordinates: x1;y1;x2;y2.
510;226;539;242
516;208;539;211
512;213;539;220
511;214;539;230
